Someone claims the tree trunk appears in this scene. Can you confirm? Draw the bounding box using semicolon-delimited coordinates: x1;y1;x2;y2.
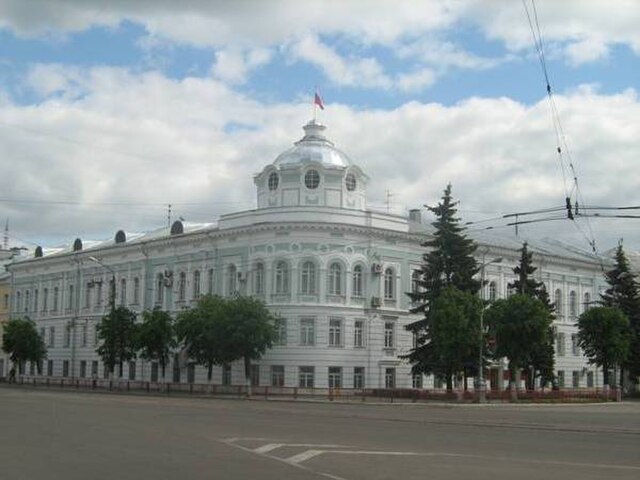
446;373;453;391
244;356;252;397
207;364;213;383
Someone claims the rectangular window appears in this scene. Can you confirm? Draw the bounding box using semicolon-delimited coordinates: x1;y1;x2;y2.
557;370;565;388
43;288;48;311
80;361;87;378
128;361;136;381
81;324;87;347
299;366;314;388
151;362;159;382
250;365;260;386
353;367;365;389
94;324;99;346
274;318;287;346
91;361;98;378
571;334;579;356
328;318;342;347
68;284;74;310
207;269;214;295
187;364;195;383
300;318;315;346
47;360;53;377
271;365;285;387
96;282;102;306
384;322;395;348
412;374;423;389
556;332;565;356
328;367;342;389
40;327;45;340
587;371;594;387
62;360;69;378
572;370;579;388
222;364;232;386
85;283;91;308
385;367;396;389
49;326;55;347
354;320;364;347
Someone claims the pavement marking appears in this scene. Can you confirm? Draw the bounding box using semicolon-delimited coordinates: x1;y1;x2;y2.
253;443;284;453
285;449;325;464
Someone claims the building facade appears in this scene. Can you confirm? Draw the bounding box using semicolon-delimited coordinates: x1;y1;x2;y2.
6;120;608;389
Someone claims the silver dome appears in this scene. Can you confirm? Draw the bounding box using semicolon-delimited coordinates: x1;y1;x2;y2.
273;120;353;168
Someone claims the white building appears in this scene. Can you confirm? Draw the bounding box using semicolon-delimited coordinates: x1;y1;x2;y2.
6;120;608;390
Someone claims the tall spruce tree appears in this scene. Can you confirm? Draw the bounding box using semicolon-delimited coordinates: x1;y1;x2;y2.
507;242;555;389
601;244;640;386
405;184;480;390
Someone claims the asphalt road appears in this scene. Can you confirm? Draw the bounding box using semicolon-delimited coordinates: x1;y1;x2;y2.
0;387;638;480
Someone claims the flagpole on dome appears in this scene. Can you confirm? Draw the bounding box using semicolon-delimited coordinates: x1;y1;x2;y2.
313;88;324;122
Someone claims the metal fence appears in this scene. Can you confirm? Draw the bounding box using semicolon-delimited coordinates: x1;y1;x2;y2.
0;375;622;403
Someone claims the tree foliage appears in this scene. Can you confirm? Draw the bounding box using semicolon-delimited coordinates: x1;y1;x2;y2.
507;242;555;388
486;294;554;386
175;295;276;389
577;306;631;386
2;318;47;370
601;244;640;384
136;308;176;380
96;306;138;379
405;184;480;389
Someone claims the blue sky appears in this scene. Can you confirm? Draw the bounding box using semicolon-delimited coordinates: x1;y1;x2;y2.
0;0;638;252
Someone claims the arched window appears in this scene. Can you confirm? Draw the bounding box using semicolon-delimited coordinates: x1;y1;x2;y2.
268;172;279;191
53;286;59;311
488;281;497;302
352;265;363;297
156;274;164;304
569;290;577;317
275;261;289;294
254;262;265;295
193;270;201;299
33;289;38;312
554;289;563;316
43;288;48;311
345;173;356;191
304;169;320;189
25;290;30;313
133;277;140;304
16;291;22;313
119;279;126;306
227;265;237;295
583;292;591;312
207;268;214;295
178;272;186;301
300;261;316;295
328;263;342;295
384;268;395;300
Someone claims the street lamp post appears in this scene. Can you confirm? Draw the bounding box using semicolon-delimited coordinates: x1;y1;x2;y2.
477;254;503;403
88;256;116;380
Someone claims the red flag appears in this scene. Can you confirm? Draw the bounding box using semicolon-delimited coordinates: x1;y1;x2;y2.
314;92;324;110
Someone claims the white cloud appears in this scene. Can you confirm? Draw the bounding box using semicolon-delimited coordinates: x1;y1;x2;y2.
1;64;638;252
564;37;609;66
396;69;437;92
211;48;273;84
288;35;391;89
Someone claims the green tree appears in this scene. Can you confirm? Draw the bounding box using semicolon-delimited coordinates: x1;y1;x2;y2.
507;242;556;389
577;306;631;387
2;318;47;376
136;308;176;382
175;295;227;383
405;184;480;390
601;244;640;386
96;306;138;380
217;295;276;396
486;294;554;395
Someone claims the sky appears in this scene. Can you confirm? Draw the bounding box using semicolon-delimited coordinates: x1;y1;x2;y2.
0;0;638;255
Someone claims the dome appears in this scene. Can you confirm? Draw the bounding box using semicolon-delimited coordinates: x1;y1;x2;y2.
273;120;353;168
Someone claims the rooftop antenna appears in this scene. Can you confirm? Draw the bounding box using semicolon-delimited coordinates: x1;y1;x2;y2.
3;219;8;250
167;204;172;228
385;190;394;213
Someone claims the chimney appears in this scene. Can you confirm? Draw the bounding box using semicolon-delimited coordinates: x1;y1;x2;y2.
409;209;422;224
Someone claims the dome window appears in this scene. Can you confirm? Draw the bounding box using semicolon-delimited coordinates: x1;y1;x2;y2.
345;173;356;191
268;172;279;191
304;169;320;189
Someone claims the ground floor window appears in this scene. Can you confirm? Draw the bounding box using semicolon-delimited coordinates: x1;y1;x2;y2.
587;371;594;387
557;370;565;388
222;364;232;386
62;360;69;378
128;361;136;381
251;365;260;386
91;361;98;378
80;361;87;378
572;370;579;388
328;367;342;389
353;367;365;389
151;362;159;382
299;366;314;388
271;365;284;387
385;368;396;389
187;364;195;384
47;360;53;377
412;374;423;389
